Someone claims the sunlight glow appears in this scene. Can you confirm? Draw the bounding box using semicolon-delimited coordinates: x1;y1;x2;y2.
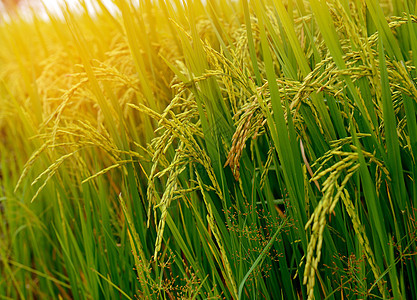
1;0;117;21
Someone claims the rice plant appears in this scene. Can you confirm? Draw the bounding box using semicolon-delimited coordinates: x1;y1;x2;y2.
1;0;417;299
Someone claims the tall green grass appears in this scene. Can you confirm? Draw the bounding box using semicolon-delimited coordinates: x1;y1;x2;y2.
1;0;417;299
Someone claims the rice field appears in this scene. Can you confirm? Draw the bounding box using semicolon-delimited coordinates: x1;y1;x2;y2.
1;0;417;299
